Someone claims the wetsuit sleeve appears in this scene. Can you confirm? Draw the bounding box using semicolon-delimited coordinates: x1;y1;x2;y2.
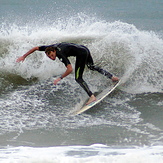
58;54;71;67
38;46;48;51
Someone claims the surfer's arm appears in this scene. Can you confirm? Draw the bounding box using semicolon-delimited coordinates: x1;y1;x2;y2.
54;64;73;85
16;47;39;62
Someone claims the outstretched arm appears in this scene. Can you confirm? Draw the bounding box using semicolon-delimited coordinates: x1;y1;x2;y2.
16;47;39;62
54;64;73;85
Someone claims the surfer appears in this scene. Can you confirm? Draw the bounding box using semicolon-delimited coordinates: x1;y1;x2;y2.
16;43;119;105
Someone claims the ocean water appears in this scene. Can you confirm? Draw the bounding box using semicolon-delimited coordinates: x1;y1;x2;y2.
0;0;163;162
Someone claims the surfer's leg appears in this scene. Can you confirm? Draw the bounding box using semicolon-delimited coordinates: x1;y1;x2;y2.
85;49;113;79
86;57;113;79
86;53;119;81
75;54;92;96
88;63;120;82
75;50;96;104
90;65;113;79
89;64;119;82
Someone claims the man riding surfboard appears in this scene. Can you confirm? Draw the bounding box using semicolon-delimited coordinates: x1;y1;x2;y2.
16;42;119;105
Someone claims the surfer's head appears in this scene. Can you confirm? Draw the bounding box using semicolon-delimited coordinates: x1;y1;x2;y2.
45;47;57;60
45;46;56;55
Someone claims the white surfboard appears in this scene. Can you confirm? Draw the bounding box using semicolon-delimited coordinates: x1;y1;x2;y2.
73;80;121;115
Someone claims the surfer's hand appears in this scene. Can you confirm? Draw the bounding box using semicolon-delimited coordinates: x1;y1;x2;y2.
54;78;61;85
111;76;119;82
16;56;25;62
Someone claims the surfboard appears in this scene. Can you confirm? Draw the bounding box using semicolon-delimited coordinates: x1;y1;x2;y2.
73;80;121;115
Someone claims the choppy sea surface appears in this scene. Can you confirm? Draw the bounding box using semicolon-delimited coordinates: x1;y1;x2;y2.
0;0;163;162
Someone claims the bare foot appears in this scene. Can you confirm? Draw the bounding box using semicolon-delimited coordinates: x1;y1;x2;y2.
111;76;119;82
86;95;96;105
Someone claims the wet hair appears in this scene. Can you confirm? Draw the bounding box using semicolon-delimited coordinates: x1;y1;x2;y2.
45;46;56;55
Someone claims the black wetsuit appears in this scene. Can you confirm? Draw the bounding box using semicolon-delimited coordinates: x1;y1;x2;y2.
39;43;113;97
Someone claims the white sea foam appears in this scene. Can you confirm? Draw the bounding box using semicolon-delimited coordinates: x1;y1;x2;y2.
0;145;163;163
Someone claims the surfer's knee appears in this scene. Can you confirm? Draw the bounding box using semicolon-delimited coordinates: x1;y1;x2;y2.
87;64;95;70
75;78;83;84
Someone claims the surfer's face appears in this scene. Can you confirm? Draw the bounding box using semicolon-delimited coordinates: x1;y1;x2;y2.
46;51;56;60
